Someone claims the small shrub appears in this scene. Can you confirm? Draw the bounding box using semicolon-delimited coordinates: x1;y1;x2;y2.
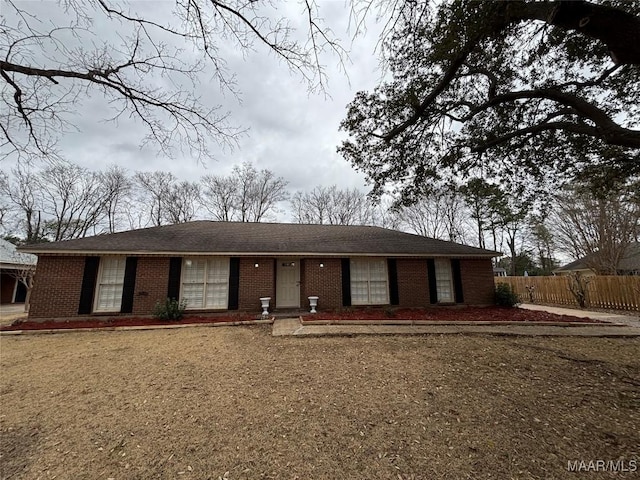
495;283;520;307
153;298;187;321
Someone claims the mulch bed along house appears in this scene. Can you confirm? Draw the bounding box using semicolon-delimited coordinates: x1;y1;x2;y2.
1;306;603;332
19;221;499;320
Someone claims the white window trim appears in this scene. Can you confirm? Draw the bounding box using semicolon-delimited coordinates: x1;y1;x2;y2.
180;257;230;310
93;256;126;313
350;257;390;306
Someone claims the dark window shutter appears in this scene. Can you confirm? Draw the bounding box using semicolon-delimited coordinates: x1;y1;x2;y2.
167;257;182;300
452;259;464;303
120;257;138;313
388;259;399;305
78;256;100;314
341;258;351;307
228;257;240;310
427;259;438;304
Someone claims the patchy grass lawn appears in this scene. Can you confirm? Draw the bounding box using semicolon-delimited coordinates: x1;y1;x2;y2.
1;326;638;479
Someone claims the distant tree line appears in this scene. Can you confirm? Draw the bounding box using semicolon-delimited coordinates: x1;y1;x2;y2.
1;160;638;275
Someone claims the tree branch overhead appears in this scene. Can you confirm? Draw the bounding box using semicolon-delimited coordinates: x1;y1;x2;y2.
1;0;344;162
339;0;640;199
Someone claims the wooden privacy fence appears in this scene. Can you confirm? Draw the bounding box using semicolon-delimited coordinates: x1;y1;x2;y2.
495;276;640;312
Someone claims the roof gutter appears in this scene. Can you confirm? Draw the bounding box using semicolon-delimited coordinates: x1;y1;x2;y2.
20;249;500;258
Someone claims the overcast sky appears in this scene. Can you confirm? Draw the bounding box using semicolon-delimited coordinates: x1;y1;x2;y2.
3;1;384;196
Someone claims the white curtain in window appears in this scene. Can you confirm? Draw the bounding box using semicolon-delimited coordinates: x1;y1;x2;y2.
181;258;230;309
434;258;453;302
205;258;230;309
351;259;370;305
350;258;389;305
95;257;126;312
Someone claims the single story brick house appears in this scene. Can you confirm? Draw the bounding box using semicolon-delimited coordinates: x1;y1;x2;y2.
19;221;499;319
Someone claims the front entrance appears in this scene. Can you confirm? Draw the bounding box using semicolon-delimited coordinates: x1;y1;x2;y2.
276;258;300;308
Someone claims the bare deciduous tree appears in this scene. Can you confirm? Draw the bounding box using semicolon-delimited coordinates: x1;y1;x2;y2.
6;259;36;312
291;187;332;224
291;185;377;225
134;171;177;227
551;182;640;274
101;165;132;233
1;1;345;163
201;162;288;222
249;167;290;222
0;168;45;242
164;181;201;224
39;161;111;240
397;185;467;242
201;175;237;222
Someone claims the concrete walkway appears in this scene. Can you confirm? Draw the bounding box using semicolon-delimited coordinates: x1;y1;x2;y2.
518;303;640;328
0;304;27;327
272;304;640;338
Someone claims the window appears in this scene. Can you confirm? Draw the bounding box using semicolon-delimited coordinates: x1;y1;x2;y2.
434;258;454;303
94;257;126;312
350;258;389;305
181;257;230;309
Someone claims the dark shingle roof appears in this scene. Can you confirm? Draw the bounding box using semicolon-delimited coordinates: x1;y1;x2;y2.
0;238;37;266
19;221;498;257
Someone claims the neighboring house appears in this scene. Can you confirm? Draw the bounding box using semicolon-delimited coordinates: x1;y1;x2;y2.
554;242;640;276
493;267;507;277
0;238;37;304
19;221;499;319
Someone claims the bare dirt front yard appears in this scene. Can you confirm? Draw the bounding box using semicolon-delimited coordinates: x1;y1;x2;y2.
1;326;638;479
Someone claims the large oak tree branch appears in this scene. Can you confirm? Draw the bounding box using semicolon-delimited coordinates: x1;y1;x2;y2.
514;1;640;64
474;88;640;148
469;121;601;153
382;53;470;141
0;58;236;141
381;1;640;144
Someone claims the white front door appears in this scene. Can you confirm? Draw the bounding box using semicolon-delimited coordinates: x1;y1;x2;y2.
276;258;300;308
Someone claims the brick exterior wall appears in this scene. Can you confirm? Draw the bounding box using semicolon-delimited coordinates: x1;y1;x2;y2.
301;258;343;310
396;258;430;307
237;257;275;311
460;258;495;305
27;254;496;319
29;255;85;318
132;257;170;315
